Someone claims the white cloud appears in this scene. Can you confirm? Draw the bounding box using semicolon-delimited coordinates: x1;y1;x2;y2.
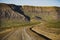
0;0;60;6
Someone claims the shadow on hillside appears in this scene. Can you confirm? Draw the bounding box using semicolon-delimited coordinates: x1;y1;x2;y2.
30;28;52;40
8;4;30;21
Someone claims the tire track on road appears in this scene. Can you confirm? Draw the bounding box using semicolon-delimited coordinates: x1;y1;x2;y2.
1;27;52;40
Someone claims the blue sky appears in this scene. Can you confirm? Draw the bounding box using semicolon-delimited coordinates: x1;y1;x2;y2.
0;0;60;6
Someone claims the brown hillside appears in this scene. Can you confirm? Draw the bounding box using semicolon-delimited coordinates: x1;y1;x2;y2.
22;6;60;21
0;3;60;21
0;3;30;22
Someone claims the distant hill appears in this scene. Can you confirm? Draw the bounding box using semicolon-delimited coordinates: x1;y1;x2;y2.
0;3;60;27
22;5;60;21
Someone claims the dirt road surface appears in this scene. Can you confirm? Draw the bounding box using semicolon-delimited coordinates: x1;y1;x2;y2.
1;27;51;40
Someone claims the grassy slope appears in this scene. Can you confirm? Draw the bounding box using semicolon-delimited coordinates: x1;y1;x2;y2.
46;21;60;28
0;19;41;31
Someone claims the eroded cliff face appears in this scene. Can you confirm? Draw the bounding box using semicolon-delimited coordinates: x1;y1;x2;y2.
0;3;60;22
0;3;30;22
22;6;60;21
0;3;24;21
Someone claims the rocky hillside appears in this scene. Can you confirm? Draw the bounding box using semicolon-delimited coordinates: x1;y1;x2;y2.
23;6;60;21
0;3;30;22
0;3;60;21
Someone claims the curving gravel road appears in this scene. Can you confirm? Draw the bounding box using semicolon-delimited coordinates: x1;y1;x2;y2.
1;27;51;40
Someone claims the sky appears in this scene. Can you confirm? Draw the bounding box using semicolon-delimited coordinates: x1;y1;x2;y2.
0;0;60;6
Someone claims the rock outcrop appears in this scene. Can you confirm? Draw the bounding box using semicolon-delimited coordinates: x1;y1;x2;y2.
0;3;60;23
0;3;30;22
23;6;60;21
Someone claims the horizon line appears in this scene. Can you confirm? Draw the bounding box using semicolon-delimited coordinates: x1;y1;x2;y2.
0;3;60;7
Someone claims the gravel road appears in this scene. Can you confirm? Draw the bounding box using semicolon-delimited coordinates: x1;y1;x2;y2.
1;27;51;40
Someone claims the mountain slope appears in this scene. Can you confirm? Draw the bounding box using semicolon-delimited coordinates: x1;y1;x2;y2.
0;3;30;21
0;3;60;27
22;6;60;21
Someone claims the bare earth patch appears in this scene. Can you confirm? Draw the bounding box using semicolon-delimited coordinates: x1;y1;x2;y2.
32;26;60;40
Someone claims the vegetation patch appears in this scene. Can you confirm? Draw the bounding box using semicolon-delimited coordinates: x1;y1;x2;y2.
46;21;60;28
0;19;41;31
